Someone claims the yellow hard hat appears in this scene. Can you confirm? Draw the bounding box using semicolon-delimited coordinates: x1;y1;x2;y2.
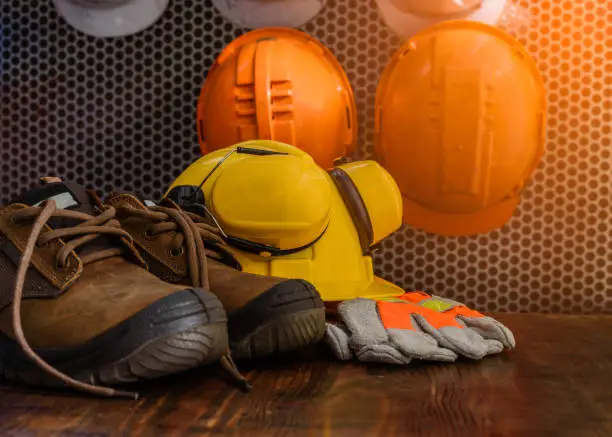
376;0;508;37
167;140;404;302
375;21;546;236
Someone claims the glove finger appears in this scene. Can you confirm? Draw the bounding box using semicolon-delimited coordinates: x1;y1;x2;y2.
337;298;389;350
484;339;505;355
387;328;458;363
459;316;516;349
356;344;412;365
413;314;489;360
324;323;353;361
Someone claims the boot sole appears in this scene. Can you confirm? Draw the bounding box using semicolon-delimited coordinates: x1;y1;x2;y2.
0;289;228;389
231;307;326;360
227;279;326;359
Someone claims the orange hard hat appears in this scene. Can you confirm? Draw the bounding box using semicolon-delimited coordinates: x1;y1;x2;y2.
197;28;357;169
375;21;546;236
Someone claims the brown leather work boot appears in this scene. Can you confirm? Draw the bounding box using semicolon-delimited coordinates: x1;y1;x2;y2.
0;179;233;398
105;194;326;360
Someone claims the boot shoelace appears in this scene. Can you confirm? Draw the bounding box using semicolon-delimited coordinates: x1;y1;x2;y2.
116;204;251;391
9;200;138;399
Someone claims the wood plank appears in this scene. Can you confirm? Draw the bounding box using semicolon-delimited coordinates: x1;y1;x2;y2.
1;314;611;437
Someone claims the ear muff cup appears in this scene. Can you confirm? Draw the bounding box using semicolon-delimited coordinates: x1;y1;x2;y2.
329;168;374;253
165;185;206;212
166;140;333;256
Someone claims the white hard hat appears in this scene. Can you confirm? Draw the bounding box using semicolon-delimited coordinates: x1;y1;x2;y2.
375;0;508;37
212;0;326;29
52;0;169;38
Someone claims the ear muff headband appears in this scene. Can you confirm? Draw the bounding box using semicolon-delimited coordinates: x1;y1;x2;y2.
224;228;328;257
328;168;374;254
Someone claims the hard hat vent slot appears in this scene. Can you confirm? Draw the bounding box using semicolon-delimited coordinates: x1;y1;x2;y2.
235;84;257;117
234;84;258;139
345;106;352;129
270;80;294;121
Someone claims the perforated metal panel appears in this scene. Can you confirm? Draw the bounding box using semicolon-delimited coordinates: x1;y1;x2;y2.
1;0;610;313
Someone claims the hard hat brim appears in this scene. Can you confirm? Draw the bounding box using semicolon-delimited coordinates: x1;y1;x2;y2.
52;0;169;38
212;0;326;29
320;276;405;303
403;196;521;237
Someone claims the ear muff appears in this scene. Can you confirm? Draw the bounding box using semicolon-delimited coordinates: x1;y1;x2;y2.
167;140;314;213
166;141;332;256
208;152;331;255
330;161;403;250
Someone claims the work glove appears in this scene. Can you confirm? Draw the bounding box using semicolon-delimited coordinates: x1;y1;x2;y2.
325;291;515;365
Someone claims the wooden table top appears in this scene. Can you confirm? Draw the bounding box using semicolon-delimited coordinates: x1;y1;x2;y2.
1;313;611;437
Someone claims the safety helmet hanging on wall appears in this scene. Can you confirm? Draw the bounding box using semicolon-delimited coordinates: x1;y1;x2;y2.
212;0;327;29
375;0;508;37
196;28;357;169
375;21;546;236
166;140;404;302
52;0;169;38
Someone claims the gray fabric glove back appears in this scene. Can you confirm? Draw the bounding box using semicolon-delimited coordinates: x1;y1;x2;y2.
325;292;515;365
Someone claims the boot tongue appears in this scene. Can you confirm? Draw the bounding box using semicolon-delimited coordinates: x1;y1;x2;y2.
15;179;117;256
104;192;159;212
16;180;99;223
106;192;241;270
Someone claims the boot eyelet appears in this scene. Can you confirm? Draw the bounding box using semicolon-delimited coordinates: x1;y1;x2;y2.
9;215;25;227
170;247;184;257
36;240;49;249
